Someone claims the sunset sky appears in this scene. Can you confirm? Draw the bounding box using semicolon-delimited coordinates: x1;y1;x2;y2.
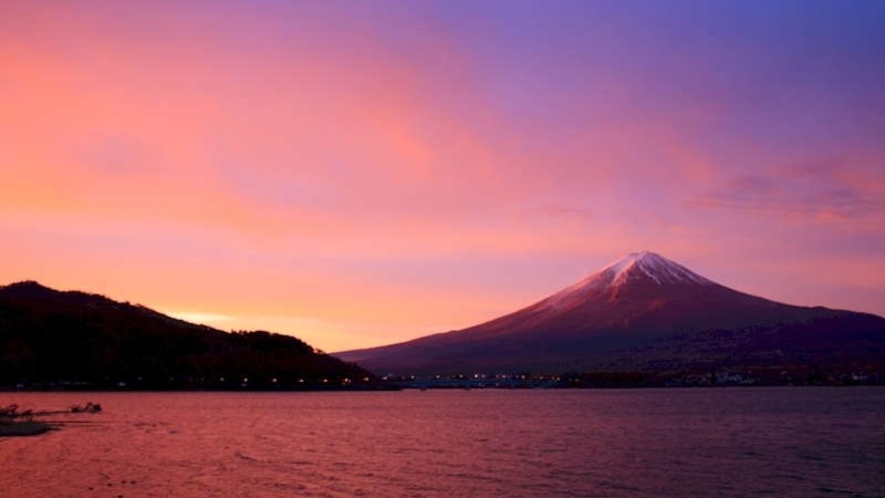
2;0;883;352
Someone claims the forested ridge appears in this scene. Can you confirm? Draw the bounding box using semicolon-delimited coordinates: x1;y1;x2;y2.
0;281;373;389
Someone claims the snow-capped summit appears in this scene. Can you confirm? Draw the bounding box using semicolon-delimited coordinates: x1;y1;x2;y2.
602;251;713;286
336;251;885;375
540;251;711;311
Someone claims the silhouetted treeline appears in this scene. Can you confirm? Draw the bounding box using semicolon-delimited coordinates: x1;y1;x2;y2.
0;281;373;390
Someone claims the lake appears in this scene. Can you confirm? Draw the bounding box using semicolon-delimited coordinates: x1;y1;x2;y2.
1;388;883;498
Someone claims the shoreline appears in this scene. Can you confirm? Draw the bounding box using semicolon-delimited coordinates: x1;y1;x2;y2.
0;421;55;437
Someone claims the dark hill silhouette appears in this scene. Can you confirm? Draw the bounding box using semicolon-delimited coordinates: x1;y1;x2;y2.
0;281;372;389
335;252;885;375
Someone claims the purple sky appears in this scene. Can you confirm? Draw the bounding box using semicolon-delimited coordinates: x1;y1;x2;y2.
1;0;883;351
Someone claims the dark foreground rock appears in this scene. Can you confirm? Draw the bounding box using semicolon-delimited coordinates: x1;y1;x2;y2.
0;421;54;437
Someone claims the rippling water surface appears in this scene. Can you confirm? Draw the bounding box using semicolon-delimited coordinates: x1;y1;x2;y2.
1;388;883;498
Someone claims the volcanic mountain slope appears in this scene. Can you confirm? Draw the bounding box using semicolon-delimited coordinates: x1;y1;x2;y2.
335;252;885;375
0;281;372;389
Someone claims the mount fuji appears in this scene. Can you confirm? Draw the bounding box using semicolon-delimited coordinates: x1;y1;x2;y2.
335;251;885;375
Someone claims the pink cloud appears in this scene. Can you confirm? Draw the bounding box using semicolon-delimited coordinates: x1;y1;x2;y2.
1;1;883;350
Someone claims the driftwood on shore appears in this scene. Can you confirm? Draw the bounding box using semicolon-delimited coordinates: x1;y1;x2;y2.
1;402;101;419
0;401;103;437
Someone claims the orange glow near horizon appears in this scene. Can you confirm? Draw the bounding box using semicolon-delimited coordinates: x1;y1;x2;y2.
1;1;884;351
